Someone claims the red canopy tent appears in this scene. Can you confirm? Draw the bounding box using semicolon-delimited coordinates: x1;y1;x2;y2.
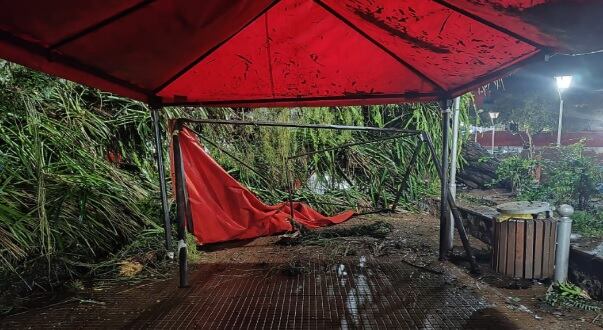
2;0;601;286
1;0;600;107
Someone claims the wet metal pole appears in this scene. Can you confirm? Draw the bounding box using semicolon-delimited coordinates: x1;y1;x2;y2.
554;204;574;282
447;97;461;251
391;141;422;211
423;133;479;273
556;97;564;147
439;101;451;260
151;107;173;259
172;120;189;288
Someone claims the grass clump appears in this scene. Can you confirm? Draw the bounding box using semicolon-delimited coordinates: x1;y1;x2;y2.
545;282;601;312
0;63;163;291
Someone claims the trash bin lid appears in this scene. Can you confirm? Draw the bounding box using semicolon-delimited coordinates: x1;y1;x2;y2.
496;201;551;215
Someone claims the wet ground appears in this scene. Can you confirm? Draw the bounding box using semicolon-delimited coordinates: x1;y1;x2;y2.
0;260;511;329
1;213;601;329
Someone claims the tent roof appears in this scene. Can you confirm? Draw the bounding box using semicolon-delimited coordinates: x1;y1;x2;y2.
0;0;599;107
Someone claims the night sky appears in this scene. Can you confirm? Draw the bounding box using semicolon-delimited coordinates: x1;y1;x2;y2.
483;52;603;131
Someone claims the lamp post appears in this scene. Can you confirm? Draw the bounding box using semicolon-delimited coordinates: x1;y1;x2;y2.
489;111;499;154
555;75;572;147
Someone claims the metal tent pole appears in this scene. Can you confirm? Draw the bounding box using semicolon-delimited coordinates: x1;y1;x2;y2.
439;101;451;260
423;133;479;273
172;120;189;288
556;97;564;147
151;107;173;259
176;118;421;134
447;97;461;251
390;141;422;211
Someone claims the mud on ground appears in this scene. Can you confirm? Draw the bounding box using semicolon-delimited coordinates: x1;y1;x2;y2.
1;212;601;329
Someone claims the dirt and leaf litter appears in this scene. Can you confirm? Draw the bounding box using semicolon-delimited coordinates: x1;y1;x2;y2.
277;216;437;269
282;213;603;328
448;244;603;327
2;212;602;328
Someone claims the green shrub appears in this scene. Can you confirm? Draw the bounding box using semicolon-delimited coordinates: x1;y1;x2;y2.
572;211;603;238
495;144;601;210
494;155;540;196
540;144;601;210
0;63;166;293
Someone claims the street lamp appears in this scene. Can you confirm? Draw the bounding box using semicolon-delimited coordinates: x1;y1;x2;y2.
555;75;572;147
489;111;499;154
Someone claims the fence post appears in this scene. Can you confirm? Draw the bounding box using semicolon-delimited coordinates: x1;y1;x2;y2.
554;204;574;282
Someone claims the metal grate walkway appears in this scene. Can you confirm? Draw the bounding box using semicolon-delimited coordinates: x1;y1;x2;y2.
129;258;501;329
1;258;516;329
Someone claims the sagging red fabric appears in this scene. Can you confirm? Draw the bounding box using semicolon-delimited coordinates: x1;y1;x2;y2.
173;126;354;244
2;0;600;107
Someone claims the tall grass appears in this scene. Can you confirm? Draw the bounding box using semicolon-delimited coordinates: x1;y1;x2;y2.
0;63;161;289
0;62;472;295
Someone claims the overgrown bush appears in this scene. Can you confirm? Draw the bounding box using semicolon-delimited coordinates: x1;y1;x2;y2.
495;143;602;210
541;144;601;210
494;155;539;195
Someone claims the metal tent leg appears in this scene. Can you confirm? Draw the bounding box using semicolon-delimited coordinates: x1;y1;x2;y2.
447;97;461;251
390;141;422;211
151;107;173;259
423;133;479;274
439;102;451;260
172;120;189;288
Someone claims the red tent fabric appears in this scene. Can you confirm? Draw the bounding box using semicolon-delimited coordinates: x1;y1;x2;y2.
174;126;354;244
1;0;600;107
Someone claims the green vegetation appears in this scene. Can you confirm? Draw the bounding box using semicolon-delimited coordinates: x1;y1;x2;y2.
494;143;602;237
495;144;602;210
0;62;181;313
488;92;557;154
0;62;472;311
545;282;601;311
572;211;603;238
494;156;539;195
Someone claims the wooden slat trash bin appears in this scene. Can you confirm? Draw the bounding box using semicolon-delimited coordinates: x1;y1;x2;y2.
492;202;556;280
